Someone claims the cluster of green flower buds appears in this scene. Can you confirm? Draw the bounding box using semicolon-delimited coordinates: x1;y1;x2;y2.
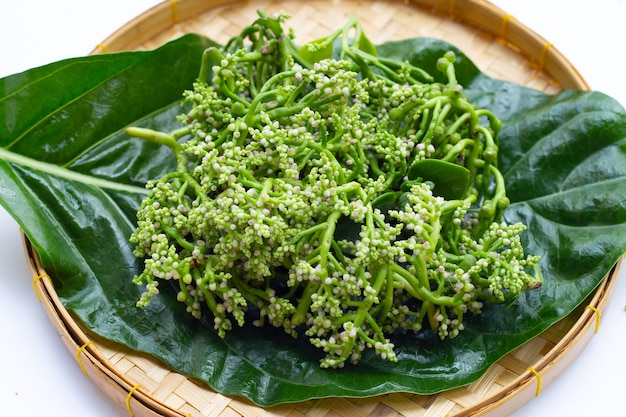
128;11;542;368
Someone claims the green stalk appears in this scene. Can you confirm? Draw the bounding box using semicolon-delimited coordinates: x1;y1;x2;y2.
391;263;459;307
291;279;320;326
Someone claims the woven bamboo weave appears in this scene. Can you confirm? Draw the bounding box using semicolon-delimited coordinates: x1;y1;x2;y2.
27;1;614;416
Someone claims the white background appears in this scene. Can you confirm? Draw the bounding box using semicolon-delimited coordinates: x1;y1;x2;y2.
1;1;625;416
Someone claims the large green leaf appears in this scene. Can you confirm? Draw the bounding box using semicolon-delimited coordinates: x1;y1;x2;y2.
1;35;625;406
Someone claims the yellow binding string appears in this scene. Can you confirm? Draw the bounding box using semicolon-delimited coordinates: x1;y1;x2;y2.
76;341;97;376
126;384;142;417
538;42;553;72
32;273;50;303
171;0;179;24
499;13;513;40
95;43;109;53
448;0;456;19
585;305;602;333
527;367;543;397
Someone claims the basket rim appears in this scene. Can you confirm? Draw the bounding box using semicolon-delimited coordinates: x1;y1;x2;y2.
26;1;611;416
93;0;589;90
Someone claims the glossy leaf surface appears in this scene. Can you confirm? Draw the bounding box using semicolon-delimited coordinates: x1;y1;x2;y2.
1;35;625;406
407;159;471;199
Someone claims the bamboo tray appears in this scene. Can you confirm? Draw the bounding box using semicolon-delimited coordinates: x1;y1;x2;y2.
27;0;617;416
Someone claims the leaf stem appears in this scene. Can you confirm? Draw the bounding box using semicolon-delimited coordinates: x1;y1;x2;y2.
0;147;148;195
